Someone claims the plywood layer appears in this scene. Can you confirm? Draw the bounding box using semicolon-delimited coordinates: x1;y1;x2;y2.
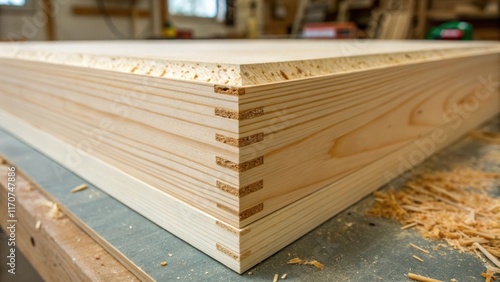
0;40;498;272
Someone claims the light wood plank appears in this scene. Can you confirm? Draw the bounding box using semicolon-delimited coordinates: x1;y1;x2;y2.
0;40;498;272
1;50;497;226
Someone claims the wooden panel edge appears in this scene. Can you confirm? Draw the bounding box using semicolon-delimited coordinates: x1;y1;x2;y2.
215;220;251;236
214;85;246;96
215;133;264;147
215;180;264;198
216;203;264;221
0;112;243;273
214;107;264;120
215;156;264;172
215;243;251;261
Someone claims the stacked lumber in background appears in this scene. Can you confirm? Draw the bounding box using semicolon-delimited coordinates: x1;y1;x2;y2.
0;40;499;273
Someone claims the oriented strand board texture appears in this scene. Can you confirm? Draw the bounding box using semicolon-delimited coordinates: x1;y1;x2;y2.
1;40;499;85
0;40;499;273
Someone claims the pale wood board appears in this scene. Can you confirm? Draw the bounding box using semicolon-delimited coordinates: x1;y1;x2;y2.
0;129;224;281
0;122;497;281
0;49;498;227
0;40;499;272
0;87;496;273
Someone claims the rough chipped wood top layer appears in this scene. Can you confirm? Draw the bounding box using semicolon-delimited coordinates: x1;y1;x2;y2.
1;40;499;85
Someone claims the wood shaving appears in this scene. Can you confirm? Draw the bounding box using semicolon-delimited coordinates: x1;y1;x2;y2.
408;272;443;282
272;274;278;282
71;184;88;193
287;257;324;270
401;222;418;230
369;167;500;264
49;202;63;219
42;200;54;208
475;243;500;269
410;243;430;254
413;255;424;263
281;273;287;279
481;270;497;282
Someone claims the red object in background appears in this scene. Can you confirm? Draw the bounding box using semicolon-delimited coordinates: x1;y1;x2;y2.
175;30;193;39
302;22;357;39
439;29;465;40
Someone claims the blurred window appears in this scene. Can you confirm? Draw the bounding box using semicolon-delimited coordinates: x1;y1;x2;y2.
169;0;218;18
0;0;25;6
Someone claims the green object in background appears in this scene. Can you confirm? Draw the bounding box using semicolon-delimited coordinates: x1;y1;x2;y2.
426;21;473;40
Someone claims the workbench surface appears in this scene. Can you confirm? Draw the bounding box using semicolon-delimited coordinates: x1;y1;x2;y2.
0;117;498;281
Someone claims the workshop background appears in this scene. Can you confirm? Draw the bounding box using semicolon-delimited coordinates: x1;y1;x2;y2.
0;0;499;41
0;1;499;282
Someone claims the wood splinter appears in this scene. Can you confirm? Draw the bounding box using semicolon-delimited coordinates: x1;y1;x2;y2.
401;222;418;230
474;242;500;269
413;255;424;263
408;272;443;282
481;270;496;282
49;203;62;219
71;183;88;193
287;257;324;270
409;243;430;254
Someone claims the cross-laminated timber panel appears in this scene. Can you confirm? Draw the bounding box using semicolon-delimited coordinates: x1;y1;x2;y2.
0;40;498;272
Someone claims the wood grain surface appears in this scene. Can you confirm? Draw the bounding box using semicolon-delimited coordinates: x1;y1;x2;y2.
0;40;498;272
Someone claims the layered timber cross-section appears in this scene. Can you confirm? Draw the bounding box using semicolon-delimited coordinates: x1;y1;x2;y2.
0;40;498;274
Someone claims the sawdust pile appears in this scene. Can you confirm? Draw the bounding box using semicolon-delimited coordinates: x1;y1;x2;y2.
368;167;500;260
